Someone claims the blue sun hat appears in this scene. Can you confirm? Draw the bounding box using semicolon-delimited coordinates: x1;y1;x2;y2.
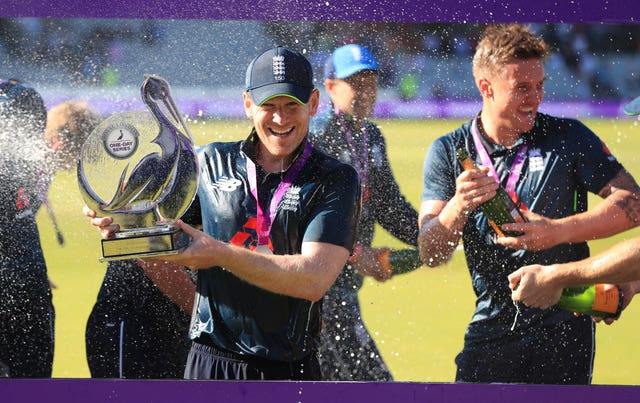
623;95;640;116
324;44;379;80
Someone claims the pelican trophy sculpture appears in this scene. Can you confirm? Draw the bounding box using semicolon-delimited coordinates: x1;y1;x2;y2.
77;75;199;260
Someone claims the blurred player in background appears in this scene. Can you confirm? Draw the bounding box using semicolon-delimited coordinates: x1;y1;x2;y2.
0;78;54;377
310;44;419;381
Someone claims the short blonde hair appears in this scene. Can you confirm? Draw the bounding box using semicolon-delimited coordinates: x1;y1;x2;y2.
472;23;550;79
45;101;100;170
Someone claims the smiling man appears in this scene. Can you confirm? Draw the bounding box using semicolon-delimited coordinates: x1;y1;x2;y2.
418;24;639;384
86;46;361;380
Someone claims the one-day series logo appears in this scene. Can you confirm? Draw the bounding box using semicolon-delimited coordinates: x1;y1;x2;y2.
102;122;139;159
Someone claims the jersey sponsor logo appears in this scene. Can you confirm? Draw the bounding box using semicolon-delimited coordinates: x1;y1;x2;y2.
14;187;34;219
213;176;242;192
15;187;29;210
528;147;545;172
229;217;274;251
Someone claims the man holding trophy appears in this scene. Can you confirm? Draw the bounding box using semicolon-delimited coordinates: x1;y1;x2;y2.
82;47;361;380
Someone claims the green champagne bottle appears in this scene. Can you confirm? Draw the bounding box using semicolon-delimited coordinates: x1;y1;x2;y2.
456;148;527;237
557;284;624;318
377;248;423;275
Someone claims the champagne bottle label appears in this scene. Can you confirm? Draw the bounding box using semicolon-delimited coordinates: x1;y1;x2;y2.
592;284;621;314
557;284;623;318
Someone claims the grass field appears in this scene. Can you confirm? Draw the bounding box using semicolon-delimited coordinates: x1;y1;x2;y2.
41;117;640;383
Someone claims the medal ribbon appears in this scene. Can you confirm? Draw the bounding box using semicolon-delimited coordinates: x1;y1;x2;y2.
470;118;528;204
336;107;368;193
246;140;313;245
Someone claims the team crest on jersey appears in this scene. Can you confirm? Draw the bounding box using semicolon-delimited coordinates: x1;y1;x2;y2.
371;144;383;168
280;185;301;212
528;147;545;172
213;176;242;192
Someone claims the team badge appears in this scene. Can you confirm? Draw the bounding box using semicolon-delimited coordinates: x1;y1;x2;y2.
528;147;544;173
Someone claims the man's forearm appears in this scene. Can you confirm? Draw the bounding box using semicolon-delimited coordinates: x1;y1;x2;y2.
553;190;639;246
418;201;468;267
570;238;640;285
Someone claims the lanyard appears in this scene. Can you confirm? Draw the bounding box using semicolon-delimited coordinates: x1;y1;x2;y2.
336;107;369;189
470;117;528;202
246;140;313;245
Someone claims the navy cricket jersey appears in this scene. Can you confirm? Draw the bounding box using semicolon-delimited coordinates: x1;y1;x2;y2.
0;170;48;292
0;79;49;292
421;113;624;345
183;132;361;362
310;105;418;292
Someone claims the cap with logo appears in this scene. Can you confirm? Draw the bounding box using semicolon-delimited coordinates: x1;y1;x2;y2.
623;95;640;116
324;44;379;80
245;46;314;106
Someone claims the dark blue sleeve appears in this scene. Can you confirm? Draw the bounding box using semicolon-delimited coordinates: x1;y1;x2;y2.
302;164;361;250
570;120;624;194
421;136;458;203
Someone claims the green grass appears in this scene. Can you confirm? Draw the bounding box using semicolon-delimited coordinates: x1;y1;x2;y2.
41;117;640;384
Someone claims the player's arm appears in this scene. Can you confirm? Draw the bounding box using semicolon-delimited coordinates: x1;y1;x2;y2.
137;259;196;313
508;238;640;318
83;205;196;312
509;237;640;297
499;169;640;251
371;136;419;246
156;221;348;302
418;165;498;267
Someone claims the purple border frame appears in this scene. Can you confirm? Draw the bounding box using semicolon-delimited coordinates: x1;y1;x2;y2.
3;379;640;403
1;1;639;402
0;0;636;23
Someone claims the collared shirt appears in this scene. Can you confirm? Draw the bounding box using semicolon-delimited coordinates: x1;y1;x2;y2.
183;131;361;361
421;112;623;344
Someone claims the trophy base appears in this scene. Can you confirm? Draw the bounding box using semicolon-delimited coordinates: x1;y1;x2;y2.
99;224;190;262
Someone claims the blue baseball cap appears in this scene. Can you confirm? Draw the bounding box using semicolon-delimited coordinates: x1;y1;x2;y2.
324;44;379;80
245;46;314;106
623;95;640;116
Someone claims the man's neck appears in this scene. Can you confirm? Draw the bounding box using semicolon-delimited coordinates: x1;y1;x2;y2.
257;150;292;173
478;113;521;149
255;139;307;174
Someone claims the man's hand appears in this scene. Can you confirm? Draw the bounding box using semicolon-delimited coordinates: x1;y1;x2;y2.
497;210;561;251
82;205;119;239
508;264;564;309
351;246;393;282
453;166;499;215
145;220;221;270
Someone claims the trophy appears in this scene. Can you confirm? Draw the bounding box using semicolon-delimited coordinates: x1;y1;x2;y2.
78;75;199;261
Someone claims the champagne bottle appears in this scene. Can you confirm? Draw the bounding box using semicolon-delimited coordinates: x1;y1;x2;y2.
557;284;624;318
456;148;527;237
377;248;423;275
